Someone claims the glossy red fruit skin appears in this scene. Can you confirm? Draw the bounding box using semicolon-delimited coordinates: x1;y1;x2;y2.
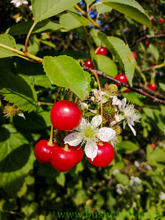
68;145;83;164
132;51;137;60
51;147;77;172
95;47;108;56
50;100;82;131
87;142;114;167
84;59;94;69
159;18;164;23
147;83;157;91
123;88;130;93
151;61;156;66
114;74;127;87
150;143;155;149
34;140;58;164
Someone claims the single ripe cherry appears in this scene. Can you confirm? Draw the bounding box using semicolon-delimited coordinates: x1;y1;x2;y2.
145;40;149;46
151;61;156;66
87;142;114;167
114;74;127;87
132;51;137;60
68;145;83;164
159;18;164;23
95;47;108;56
150;143;155;149
50;100;82;131
34;140;58;164
51;145;77;172
147;83;157;91
84;59;94;69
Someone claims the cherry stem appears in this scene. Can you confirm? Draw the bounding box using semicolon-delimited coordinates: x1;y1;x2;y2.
64;144;69;151
48;124;54;146
74;4;100;28
25;21;37;53
92;70;103;128
38;101;53;106
0;43;43;63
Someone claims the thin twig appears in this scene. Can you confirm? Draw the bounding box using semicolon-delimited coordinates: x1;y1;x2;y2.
82;64;165;105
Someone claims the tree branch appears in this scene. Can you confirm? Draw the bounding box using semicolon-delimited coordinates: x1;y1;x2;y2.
82;64;165;105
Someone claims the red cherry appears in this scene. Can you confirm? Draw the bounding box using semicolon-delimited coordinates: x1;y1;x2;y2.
34;140;58;164
50;100;82;131
147;83;157;91
87;142;114;167
132;51;137;60
95;47;108;56
51;145;77;172
68;145;83;164
150;143;155;149
145;40;149;46
114;74;127;87
84;59;94;69
123;88;130;93
159;18;164;23
151;61;156;66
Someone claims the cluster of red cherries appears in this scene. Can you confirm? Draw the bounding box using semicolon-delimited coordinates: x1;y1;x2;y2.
34;100;114;172
84;47;157;93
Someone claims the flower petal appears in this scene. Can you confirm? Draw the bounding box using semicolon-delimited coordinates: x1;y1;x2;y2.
128;124;136;136
64;132;82;146
120;98;126;111
77;118;87;130
112;96;121;106
84;141;98;161
91;115;102;128
97;127;116;142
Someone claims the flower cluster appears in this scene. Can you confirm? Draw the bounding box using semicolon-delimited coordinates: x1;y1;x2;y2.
63;84;141;161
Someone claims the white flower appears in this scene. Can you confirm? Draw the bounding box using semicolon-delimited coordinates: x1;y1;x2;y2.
64;115;116;161
112;97;141;136
129;176;142;192
91;89;107;103
116;184;126;195
159;191;165;200
80;102;88;110
11;0;28;7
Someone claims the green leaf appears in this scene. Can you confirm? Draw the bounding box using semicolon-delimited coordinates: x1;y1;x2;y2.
122;91;144;106
0;34;16;58
159;83;165;91
116;141;139;154
0;124;35;197
101;0;151;28
90;28;103;47
43;55;91;100
6;20;61;36
96;54;118;77
0;68;37;112
115;171;129;186
147;44;159;60
32;0;80;23
68;11;90;26
60;11;90;31
96;3;112;14
98;32;136;85
147;144;165;166
85;0;95;5
56;172;66;187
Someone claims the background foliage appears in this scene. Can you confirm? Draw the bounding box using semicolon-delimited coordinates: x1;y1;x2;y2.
0;0;165;219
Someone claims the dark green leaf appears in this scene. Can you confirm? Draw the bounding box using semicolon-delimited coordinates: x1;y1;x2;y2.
0;68;37;112
0;125;35;197
43;55;91;100
98;32;136;85
101;0;151;28
115;171;129;186
7;20;61;36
